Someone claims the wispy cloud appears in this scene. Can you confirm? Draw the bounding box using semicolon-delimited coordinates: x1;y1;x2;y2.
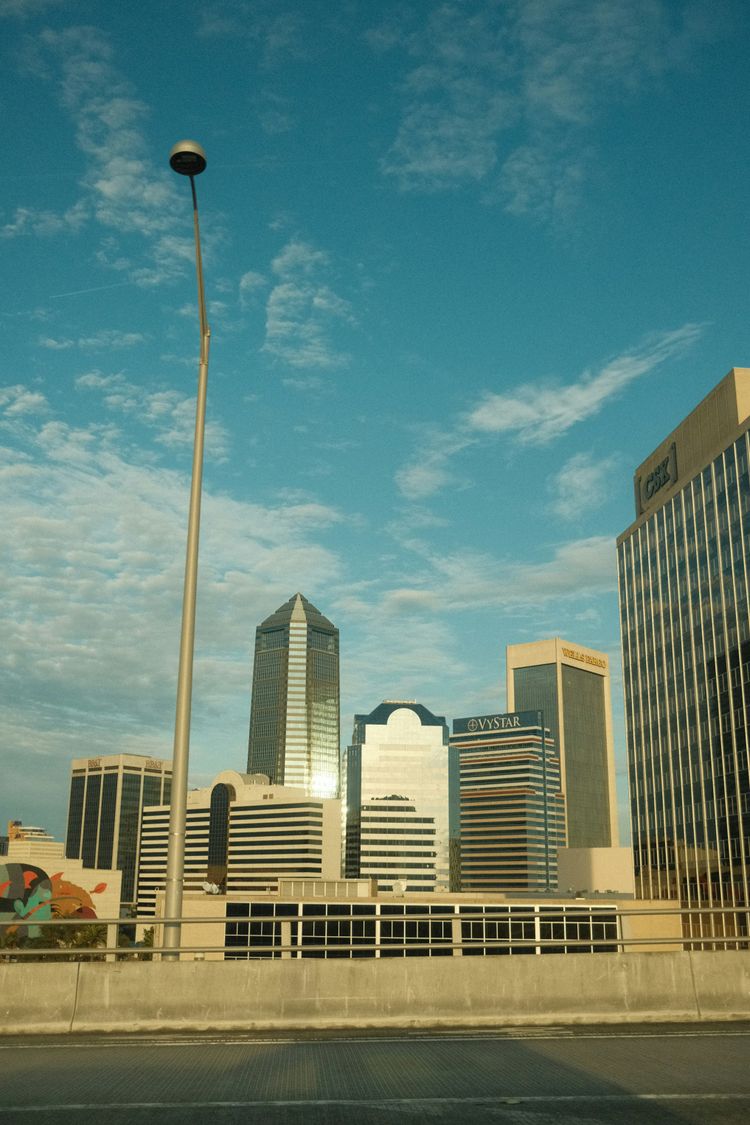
7;26;195;288
380;534;616;615
0;395;345;788
40;330;147;351
548;450;619;521
0;384;49;417
75;370;230;457
467;324;704;443
395;428;474;501
262;238;354;370
239;270;267;305
374;1;714;219
1;200;88;239
196;0;311;66
395;323;704;499
0;0;61;19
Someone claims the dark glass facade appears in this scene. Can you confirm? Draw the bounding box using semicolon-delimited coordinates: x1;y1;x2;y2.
207;783;233;888
65;775;85;858
512;661;613;848
247;594;340;798
96;772;118;869
618;429;750;910
65;757;172;906
81;774;101;867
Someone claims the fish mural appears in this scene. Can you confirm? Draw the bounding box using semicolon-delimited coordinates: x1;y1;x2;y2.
0;863;107;938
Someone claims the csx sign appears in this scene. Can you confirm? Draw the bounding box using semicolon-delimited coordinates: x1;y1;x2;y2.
645;456;671;497
637;442;677;514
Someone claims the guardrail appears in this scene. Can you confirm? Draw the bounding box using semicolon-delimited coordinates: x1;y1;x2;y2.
2;903;748;960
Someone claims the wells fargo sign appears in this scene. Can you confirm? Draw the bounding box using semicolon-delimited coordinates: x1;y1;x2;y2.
561;646;607;670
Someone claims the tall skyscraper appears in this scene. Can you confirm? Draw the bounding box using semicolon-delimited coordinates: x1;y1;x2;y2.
506;639;618;848
618;367;750;912
343;701;458;891
450;710;565;893
247;593;340;798
65;753;172;906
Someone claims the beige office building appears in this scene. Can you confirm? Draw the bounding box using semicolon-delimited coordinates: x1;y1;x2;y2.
506;639;618;848
618;367;750;910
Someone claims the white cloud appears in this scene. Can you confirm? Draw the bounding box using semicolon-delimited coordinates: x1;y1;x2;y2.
466;324;704;443
395;428;474;501
6;26;195;289
0;201;88;239
420;534;617;611
548;450;619;521
0;384;49;416
75;370;230;458
0;401;346;813
262;238;354;369
40;330;147;351
239;270;267;305
395;324;704;500
375;0;713;217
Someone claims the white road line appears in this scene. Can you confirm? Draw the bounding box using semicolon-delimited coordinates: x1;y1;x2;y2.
2;1028;750;1049
2;1093;750;1112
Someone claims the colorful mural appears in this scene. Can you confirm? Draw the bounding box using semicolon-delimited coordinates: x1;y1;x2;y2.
0;862;107;938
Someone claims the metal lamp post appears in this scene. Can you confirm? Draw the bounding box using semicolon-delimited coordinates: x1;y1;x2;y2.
162;140;210;958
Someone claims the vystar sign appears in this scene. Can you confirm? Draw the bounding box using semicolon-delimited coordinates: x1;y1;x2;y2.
453;710;540;735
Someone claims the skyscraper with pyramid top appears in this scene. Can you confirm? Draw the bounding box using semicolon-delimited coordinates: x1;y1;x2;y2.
247;593;340;798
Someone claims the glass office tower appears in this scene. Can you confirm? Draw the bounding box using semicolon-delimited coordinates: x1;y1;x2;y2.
344;701;458;891
247;593;340;798
451;710;565;893
507;639;618;848
618;367;750;912
65;753;172;906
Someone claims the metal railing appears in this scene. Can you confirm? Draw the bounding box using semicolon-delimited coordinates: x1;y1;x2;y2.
2;904;749;960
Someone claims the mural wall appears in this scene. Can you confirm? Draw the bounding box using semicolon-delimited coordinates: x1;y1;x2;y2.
0;856;121;939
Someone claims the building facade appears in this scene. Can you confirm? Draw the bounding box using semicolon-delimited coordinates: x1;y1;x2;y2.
617;367;750;912
136;770;341;916
247;593;340;798
451;711;566;893
343;702;458;892
506;639;618;848
65;754;172;907
162;880;678;961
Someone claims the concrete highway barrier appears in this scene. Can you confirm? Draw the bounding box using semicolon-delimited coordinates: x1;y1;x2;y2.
2;950;749;1034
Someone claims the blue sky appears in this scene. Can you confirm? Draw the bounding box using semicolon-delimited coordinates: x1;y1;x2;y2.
2;0;749;843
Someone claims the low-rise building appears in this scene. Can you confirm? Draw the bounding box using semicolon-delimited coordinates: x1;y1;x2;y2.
150;878;682;960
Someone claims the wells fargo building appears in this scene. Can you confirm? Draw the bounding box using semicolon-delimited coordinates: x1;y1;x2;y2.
617;368;750;911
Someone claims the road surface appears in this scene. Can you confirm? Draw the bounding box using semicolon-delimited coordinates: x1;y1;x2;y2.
2;1022;749;1123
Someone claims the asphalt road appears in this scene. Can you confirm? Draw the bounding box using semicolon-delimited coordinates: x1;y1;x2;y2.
2;1023;749;1124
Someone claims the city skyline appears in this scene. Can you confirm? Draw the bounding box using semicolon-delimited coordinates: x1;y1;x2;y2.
2;2;750;841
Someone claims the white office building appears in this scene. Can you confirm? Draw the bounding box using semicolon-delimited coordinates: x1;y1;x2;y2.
136;769;341;916
343;702;458;892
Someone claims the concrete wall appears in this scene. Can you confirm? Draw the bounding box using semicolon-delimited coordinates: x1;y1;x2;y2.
2;950;749;1034
558;847;635;896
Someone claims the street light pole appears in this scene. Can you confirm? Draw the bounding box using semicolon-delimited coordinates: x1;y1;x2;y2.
163;140;210;959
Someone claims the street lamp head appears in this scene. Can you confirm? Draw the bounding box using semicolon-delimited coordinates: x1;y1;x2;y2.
169;140;207;176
